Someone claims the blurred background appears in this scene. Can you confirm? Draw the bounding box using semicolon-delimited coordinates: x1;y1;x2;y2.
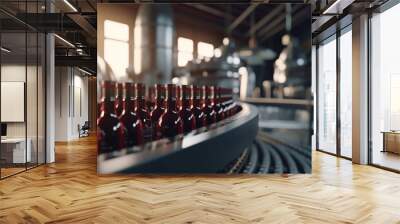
97;3;312;173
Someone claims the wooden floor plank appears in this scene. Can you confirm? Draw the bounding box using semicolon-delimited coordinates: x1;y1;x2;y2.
0;135;400;223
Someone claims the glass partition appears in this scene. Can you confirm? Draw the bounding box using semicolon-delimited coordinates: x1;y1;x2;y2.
370;3;400;171
27;30;39;169
0;31;28;177
0;2;46;179
317;36;337;154
339;28;352;158
38;32;45;165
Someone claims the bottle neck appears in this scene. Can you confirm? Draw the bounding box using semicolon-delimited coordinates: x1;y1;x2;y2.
156;98;164;107
205;96;213;106
123;98;134;112
214;95;220;105
181;98;191;109
166;98;177;111
137;96;145;109
101;98;116;114
193;98;202;108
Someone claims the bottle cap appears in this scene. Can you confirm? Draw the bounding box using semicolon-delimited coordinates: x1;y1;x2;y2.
123;82;134;100
181;85;192;99
155;84;166;99
166;84;176;99
136;83;146;98
101;81;116;100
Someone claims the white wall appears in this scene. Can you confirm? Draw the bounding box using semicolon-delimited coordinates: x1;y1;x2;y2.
55;67;89;141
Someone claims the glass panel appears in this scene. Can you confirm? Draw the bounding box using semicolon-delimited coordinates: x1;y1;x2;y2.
38;33;45;165
26;0;39;169
339;29;352;158
317;37;337;154
371;4;400;171
1;30;27;177
311;45;317;150
27;31;38;169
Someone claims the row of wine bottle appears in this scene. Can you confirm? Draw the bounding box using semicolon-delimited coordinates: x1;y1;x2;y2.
97;81;240;154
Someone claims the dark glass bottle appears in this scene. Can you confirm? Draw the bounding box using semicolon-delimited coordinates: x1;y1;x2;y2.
157;84;184;138
214;87;225;122
203;85;217;125
176;85;182;110
179;85;196;133
151;84;166;139
114;83;123;117
191;85;207;128
223;88;232;117
228;88;238;116
119;82;144;147
97;81;125;154
135;83;152;140
218;87;227;118
147;85;156;112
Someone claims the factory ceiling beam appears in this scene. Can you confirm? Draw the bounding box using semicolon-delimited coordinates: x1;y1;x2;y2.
67;13;97;39
86;0;97;12
227;3;260;34
55;55;96;69
246;5;284;37
0;8;37;31
184;3;234;20
322;0;355;14
260;6;310;42
257;4;302;39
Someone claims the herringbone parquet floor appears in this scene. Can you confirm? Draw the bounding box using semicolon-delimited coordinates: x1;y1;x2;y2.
1;135;400;223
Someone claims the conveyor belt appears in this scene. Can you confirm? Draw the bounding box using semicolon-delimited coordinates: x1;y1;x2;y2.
256;141;271;173
226;131;311;174
241;144;259;174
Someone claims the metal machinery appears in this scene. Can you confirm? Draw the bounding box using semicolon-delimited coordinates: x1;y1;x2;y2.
132;4;175;85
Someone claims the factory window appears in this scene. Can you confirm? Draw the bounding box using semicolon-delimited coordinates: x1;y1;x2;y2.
197;42;214;60
177;37;194;67
104;20;129;79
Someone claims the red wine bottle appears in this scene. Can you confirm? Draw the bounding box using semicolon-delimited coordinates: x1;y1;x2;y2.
119;82;144;147
150;84;166;139
135;83;152;141
222;88;232;117
191;85;207;128
228;88;238;116
214;87;225;121
157;84;184;138
97;81;125;153
218;87;227;118
147;85;156;112
114;83;124;117
179;85;196;133
203;85;217;125
176;85;182;110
